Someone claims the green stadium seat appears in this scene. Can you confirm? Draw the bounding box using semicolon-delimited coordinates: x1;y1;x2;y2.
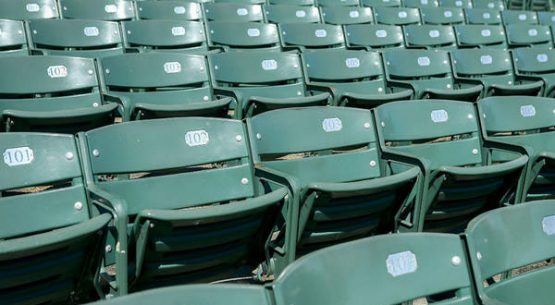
279;23;346;50
0;56;119;133
451;49;544;97
345;24;405;49
265;5;321;23
318;0;360;6
361;0;402;7
0;19;28;57
303;50;413;107
403;25;457;49
512;47;555;97
382;49;483;101
374;100;528;232
537;11;555;25
0;0;58;20
473;0;505;10
122;20;208;54
530;0;553;11
420;7;465;25
440;0;473;9
464;8;502;24
321;6;374;25
60;0;136;21
203;3;264;22
502;10;538;25
465;200;555;305
454;24;507;48
207;22;281;52
136;1;202;21
209;52;331;118
505;24;553;48
99;53;232;121
0;132;111;303
402;0;439;8
27;19;124;58
374;7;421;25
214;0;266;4
478;96;555;200
268;0;316;5
272;233;476;305
247;107;421;261
79;117;291;291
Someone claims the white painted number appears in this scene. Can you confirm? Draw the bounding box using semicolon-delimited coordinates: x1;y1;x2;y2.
387;251;418;277
520;105;536;117
163;62;182;73
431;109;449;123
185;130;209;147
84;27;99;37
322;118;343;132
3;147;34;167
47;65;68;78
261;59;278;71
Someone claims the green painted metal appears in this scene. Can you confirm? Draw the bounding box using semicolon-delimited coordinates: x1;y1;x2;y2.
136;1;202;21
79;117;291;290
473;0;506;10
502;10;539;25
209;51;331;118
268;0;315;5
373;7;421;25
403;25;458;49
421;7;465;25
0;132;111;304
60;0;136;21
203;3;264;22
403;0;439;8
454;24;508;48
344;24;405;49
375;99;528;232
512;47;555;97
214;0;266;3
464;8;502;24
27;19;124;58
465;200;555;305
265;5;321;23
321;6;374;25
505;24;552;48
247;107;421;269
0;55;118;133
538;11;555;25
0;19;28;57
451;49;544;97
273;233;476;305
207;22;281;51
302;50;413;107
361;0;402;7
279;23;346;50
440;0;473;8
99;53;231;121
0;0;58;20
478;96;555;201
382;49;483;101
318;0;360;6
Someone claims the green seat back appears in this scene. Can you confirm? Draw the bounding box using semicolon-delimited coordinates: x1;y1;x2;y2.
321;6;374;25
402;0;439;8
439;0;472;9
318;0;360;6
345;24;405;49
374;7;421;25
203;3;264;22
420;7;465;25
60;0;136;21
538;11;555;26
136;1;202;21
506;24;552;48
464;8;502;24
361;0;402;7
403;25;457;49
265;5;321;23
0;19;28;56
502;10;538;25
28;19;124;58
122;20;207;52
454;24;507;48
273;233;475;305
473;0;505;10
0;0;58;20
207;21;280;50
465;201;555;305
451;49;516;85
269;0;315;5
512;47;555;80
280;23;345;49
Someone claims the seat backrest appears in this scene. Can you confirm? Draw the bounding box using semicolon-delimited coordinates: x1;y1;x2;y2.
361;0;402;6
538;11;555;26
122;20;207;52
265;5;321;23
374;100;482;169
136;0;202;21
403;24;457;49
382;48;452;79
402;0;439;8
439;0;473;9
0;0;58;20
505;24;552;48
473;0;505;10
502;10;538;25
0;19;28;56
512;47;555;75
207;21;280;50
345;24;405;49
318;0;360;6
60;0;136;21
420;7;465;25
321;6;374;25
273;233;475;305
465;201;555;305
451;48;514;79
374;7;421;25
280;23;345;49
464;8;502;24
203;3;264;22
454;24;507;48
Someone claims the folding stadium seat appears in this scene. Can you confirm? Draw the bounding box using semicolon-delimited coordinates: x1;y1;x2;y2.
302;50;413;107
440;0;473;8
529;0;553;11
374;100;528;232
501;10;538;25
0;0;58;20
247;107;421;260
136;1;202;21
320;6;374;25
345;24;405;49
0;19;28;57
60;0;136;21
122;20;208;54
373;7;421;25
206;22;282;52
451;49;544;97
361;0;402;7
209;52;331;118
279;23;346;51
478;96;555;200
99;53;233;121
403;25;457;49
454;24;508;48
78;117;290;291
464;8;502;24
0;132;111;303
265;5;322;23
505;24;553;48
465;201;555;305
269;0;316;5
0;56;119;133
506;0;526;10
382;49;483;101
203;3;264;22
473;0;505;10
27;19;125;58
538;12;555;25
512;47;555;97
420;7;466;25
272;233;477;305
317;0;361;6
402;0;440;8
